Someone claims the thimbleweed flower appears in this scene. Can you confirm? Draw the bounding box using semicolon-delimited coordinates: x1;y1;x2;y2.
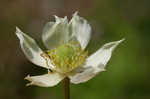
16;12;124;87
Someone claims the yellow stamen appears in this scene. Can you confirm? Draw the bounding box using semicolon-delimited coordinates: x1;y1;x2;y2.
42;41;88;74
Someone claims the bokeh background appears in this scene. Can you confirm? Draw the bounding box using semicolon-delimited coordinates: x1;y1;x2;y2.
0;0;150;99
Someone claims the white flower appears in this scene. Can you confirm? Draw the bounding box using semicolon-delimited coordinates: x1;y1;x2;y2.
16;12;124;87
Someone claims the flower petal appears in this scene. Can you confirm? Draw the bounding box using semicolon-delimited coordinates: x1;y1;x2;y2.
69;67;98;84
16;27;51;69
69;12;91;50
69;39;124;84
42;16;69;49
25;72;65;87
86;38;125;68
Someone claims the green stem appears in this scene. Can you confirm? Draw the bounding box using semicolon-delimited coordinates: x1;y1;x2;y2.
63;77;70;99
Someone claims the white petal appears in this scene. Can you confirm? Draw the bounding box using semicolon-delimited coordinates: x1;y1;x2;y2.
16;27;51;69
69;67;98;84
25;72;65;87
42;16;69;49
69;39;124;84
86;38;125;68
69;12;91;50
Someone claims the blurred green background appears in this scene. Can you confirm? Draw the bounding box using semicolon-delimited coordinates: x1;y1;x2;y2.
0;0;150;99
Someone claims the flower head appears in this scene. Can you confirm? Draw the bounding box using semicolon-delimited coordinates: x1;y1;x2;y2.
16;12;124;87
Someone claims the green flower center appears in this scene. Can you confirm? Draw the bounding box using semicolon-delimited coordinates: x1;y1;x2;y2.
43;41;88;73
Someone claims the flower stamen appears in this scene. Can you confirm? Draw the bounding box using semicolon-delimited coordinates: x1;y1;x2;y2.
43;41;88;74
